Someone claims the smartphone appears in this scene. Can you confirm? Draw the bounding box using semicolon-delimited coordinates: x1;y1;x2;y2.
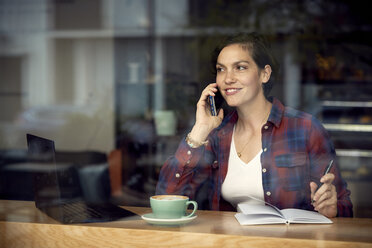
208;89;223;116
208;95;217;116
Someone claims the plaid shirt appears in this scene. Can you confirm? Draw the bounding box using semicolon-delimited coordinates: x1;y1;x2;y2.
156;97;353;217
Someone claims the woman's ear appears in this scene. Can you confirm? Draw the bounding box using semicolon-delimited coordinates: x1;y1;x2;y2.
261;65;272;83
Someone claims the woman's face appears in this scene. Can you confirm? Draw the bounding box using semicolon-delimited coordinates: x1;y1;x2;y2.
216;43;268;108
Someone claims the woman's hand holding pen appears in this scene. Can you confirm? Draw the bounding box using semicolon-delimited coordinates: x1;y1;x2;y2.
310;173;338;218
189;83;224;144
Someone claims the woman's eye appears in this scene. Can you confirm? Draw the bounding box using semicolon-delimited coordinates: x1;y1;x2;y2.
216;67;224;72
237;66;246;71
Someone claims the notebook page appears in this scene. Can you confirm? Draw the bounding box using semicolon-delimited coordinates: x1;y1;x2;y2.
237;204;284;218
233;195;284;217
281;208;333;223
235;212;286;225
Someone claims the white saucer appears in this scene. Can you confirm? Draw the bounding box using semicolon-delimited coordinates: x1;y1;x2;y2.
141;213;197;226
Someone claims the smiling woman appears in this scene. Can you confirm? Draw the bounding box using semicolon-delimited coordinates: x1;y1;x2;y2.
156;32;353;218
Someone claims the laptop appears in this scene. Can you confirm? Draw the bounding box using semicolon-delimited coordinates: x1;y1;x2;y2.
27;133;136;223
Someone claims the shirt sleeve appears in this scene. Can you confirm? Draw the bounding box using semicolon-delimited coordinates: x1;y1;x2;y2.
155;135;215;199
308;117;353;217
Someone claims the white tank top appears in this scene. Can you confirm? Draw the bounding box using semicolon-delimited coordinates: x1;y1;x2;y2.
221;127;265;208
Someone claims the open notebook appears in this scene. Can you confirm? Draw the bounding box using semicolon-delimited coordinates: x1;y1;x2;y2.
234;196;332;225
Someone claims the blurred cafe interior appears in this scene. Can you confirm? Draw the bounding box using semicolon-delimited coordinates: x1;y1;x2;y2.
1;0;372;217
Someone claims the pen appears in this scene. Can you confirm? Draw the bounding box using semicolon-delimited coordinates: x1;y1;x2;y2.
323;159;334;176
312;159;334;204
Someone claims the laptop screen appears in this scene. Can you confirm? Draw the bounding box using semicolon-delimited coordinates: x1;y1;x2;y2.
27;134;81;208
26;133;136;223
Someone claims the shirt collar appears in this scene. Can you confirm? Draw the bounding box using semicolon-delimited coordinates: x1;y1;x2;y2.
268;97;284;128
216;110;237;136
217;97;285;132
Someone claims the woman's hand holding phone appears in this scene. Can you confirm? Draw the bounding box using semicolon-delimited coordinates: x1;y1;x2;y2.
188;83;224;144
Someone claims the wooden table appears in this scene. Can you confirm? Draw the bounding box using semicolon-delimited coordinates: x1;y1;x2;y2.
1;200;371;248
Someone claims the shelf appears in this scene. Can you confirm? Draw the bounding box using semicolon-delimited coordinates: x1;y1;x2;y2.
322;100;372;108
323;123;372;132
336;149;372;158
46;27;200;39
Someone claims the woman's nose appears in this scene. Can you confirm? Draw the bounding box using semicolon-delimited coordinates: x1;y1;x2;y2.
225;70;236;84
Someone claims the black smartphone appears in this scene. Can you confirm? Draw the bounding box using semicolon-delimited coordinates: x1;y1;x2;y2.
208;89;224;116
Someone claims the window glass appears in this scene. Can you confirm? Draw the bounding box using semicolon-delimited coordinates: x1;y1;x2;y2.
0;0;371;218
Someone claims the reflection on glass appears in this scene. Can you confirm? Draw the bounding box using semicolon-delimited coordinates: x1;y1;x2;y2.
0;0;371;217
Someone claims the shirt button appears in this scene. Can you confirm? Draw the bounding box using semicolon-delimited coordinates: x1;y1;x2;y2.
187;150;191;155
266;191;271;196
263;148;267;152
262;168;267;173
264;125;269;130
175;173;180;178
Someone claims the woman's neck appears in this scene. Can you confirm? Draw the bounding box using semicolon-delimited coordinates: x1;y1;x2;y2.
236;97;272;133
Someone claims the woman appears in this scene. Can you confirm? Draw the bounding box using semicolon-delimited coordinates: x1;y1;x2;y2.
156;32;353;217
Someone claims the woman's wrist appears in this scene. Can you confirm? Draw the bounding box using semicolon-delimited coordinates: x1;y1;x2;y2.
186;124;211;148
185;133;208;148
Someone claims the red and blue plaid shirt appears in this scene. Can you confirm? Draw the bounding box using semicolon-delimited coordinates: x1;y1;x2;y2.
156;97;353;217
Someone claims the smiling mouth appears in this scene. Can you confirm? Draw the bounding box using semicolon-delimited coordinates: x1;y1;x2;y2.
225;88;241;95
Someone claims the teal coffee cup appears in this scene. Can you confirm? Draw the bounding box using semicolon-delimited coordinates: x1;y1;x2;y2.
150;195;198;219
